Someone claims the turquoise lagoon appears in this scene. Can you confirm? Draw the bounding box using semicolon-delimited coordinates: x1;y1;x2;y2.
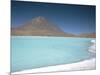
11;36;94;72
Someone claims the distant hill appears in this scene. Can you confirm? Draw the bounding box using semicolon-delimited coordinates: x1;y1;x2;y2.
11;16;75;37
77;33;96;38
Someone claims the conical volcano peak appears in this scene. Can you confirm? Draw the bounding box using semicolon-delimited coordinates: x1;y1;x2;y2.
11;16;75;37
32;16;48;25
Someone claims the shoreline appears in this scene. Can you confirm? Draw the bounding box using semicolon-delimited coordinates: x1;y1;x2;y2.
11;36;96;39
11;57;96;75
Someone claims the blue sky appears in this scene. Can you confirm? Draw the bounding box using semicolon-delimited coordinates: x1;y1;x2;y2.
11;1;96;34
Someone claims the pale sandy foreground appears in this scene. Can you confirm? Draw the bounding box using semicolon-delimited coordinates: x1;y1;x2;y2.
11;40;96;75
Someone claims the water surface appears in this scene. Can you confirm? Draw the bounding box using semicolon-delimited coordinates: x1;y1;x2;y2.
11;36;94;72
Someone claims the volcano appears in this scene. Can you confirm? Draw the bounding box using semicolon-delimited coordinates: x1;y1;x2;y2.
11;16;74;37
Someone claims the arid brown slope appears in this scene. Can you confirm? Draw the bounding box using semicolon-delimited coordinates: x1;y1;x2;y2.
11;16;74;37
78;33;96;38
